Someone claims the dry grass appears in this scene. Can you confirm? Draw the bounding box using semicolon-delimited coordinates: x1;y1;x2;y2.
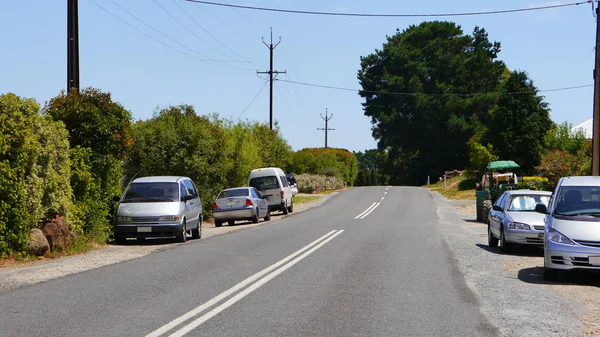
294;195;321;205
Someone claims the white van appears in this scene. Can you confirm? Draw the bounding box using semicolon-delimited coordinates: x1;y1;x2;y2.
248;167;294;214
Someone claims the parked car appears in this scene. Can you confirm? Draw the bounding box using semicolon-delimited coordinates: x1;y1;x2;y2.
212;187;270;227
286;171;298;196
248;167;294;214
112;176;202;243
488;189;551;253
535;176;600;281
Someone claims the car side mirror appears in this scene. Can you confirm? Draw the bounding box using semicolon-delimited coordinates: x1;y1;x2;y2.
182;194;194;202
112;196;121;202
535;204;548;214
492;205;503;212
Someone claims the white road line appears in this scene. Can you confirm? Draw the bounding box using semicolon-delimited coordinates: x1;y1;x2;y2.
170;230;345;336
381;197;384;201
384;191;388;195
359;202;381;219
146;230;340;337
354;202;377;219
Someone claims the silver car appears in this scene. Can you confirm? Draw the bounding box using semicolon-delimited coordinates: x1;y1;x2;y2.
536;176;600;281
488;190;551;253
212;187;270;227
113;176;202;243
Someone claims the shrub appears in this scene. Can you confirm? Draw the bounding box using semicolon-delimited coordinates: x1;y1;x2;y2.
518;176;550;191
296;174;344;194
536;150;583;189
289;148;358;186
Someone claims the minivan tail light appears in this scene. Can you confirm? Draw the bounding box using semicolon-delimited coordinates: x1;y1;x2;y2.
280;190;284;198
245;199;253;206
212;202;218;210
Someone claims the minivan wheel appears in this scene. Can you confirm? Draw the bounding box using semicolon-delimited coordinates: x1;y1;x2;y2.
288;199;294;213
191;224;201;239
282;202;289;215
544;267;559;282
228;220;235;226
176;221;187;243
215;220;222;227
115;235;126;245
488;224;498;247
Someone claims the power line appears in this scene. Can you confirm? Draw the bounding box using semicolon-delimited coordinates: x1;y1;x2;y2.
170;0;260;67
238;80;269;120
183;0;591;17
275;79;594;97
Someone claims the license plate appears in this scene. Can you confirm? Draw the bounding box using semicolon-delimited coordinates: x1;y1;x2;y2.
137;227;152;233
589;256;600;266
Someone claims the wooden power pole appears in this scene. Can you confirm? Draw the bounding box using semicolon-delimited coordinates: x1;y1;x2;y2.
593;4;600;175
257;28;286;130
67;0;80;93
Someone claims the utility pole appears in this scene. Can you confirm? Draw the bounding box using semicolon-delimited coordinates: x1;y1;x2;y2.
257;28;286;130
67;0;80;93
317;108;335;148
593;4;600;175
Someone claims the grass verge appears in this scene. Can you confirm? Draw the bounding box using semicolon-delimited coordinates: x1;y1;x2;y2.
425;171;477;200
294;195;321;205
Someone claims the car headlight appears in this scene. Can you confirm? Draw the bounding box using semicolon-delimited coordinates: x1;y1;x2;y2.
547;228;575;245
117;216;132;222
508;222;531;230
159;215;180;221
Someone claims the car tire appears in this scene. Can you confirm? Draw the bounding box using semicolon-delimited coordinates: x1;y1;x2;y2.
544;267;559;281
115;235;126;245
282;201;289;215
191;222;201;239
252;209;260;223
500;228;511;253
215;220;222;228
264;210;271;221
228;220;235;226
288;199;294;213
176;221;187;243
487;224;498;247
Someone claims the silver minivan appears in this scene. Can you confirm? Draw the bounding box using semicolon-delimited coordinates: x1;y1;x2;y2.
536;176;600;281
113;176;202;243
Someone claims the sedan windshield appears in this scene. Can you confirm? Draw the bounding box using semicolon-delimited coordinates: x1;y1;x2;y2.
121;182;179;202
507;195;550;212
555;186;600;217
218;188;249;199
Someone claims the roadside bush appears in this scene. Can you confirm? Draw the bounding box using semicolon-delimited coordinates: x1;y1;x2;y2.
289;148;358;186
536;150;583;189
296;174;344;194
44;88;132;240
518;176;550;191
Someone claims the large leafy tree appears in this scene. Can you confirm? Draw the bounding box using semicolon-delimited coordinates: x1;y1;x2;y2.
486;71;554;174
358;21;506;185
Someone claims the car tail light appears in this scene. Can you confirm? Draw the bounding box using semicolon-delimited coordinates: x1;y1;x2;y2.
280;190;284;198
212;202;218;210
245;199;253;206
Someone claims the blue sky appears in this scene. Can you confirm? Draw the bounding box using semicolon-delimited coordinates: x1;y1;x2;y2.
1;1;596;152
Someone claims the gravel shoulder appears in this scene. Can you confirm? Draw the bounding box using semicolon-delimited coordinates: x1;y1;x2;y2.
0;192;338;293
434;192;596;337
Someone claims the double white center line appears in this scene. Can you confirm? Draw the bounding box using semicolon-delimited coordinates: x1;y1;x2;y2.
146;230;344;337
354;186;390;219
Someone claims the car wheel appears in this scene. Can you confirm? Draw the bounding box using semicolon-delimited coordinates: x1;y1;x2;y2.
191;222;201;239
215;220;222;228
252;209;260;223
543;267;559;281
282;201;289;215
176;221;187;243
115;235;126;245
264;210;271;221
288;199;294;213
500;228;511;253
228;220;235;226
487;224;498;247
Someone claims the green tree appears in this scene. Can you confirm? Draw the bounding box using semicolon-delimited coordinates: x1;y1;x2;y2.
358;22;506;185
355;149;389;186
544;121;588;156
486;71;554;174
44;88;132;239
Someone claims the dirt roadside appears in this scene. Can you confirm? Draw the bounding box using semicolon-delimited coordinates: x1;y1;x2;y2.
456;203;600;337
0;192;337;293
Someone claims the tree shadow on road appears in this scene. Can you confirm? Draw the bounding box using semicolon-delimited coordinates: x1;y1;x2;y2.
518;266;600;287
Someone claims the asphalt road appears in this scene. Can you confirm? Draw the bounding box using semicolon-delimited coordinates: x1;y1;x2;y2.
0;187;497;337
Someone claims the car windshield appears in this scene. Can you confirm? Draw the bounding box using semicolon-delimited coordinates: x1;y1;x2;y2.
121;182;179;202
554;186;600;216
218;188;249;199
249;176;279;190
507;195;550;212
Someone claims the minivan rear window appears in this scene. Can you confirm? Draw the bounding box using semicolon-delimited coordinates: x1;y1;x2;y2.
249;176;279;190
122;182;179;202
